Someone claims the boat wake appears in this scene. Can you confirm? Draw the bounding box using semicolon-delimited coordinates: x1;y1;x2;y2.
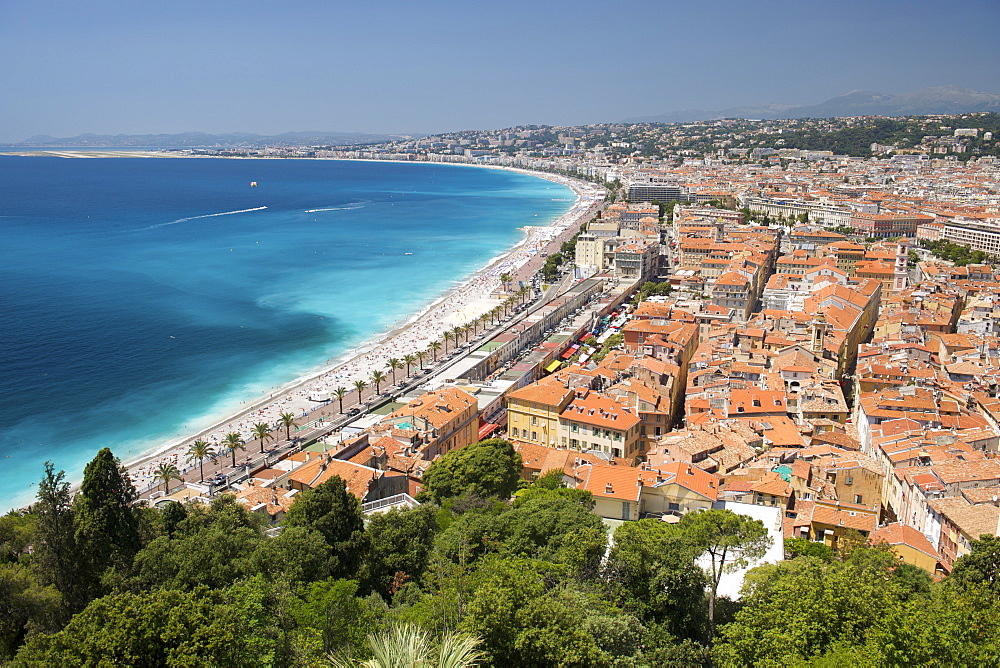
139;206;268;231
304;202;366;213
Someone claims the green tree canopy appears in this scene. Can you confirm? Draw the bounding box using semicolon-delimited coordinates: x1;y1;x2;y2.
948;533;1000;596
282;476;367;579
419;439;522;503
288;578;388;659
359;504;440;598
460;557;643;667
13;588;264;667
127;496;266;591
602;518;708;639
434;496;606;577
73;448;141;590
0;563;62;661
30;463;80;611
679;509;771;641
858;582;1000;666
712;551;910;666
0;512;35;565
783;536;834;561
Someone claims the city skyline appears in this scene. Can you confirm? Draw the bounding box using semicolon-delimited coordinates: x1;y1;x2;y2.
1;0;999;142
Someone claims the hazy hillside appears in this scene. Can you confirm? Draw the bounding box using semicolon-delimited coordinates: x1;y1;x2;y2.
625;86;1000;124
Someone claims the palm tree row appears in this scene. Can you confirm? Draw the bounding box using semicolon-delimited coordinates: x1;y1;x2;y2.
326;286;536;417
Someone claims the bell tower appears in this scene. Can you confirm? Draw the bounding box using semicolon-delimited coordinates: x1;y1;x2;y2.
811;311;828;355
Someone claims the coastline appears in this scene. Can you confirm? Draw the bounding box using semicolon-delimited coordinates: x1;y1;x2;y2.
115;160;602;490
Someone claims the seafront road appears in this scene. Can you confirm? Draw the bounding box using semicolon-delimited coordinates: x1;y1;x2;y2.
137;184;605;502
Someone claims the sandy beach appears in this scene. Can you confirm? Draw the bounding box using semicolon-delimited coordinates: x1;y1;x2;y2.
121;162;603;492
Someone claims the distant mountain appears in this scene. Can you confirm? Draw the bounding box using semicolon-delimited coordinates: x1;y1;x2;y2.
12;130;411;147
623;86;1000;123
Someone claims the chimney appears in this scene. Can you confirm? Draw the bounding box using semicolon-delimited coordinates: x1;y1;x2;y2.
605;482;614;494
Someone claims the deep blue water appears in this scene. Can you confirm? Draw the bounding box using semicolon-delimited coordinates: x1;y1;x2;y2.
0;157;573;510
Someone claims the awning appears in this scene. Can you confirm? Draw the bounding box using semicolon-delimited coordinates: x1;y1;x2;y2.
560;348;575;359
578;333;591;342
544;360;562;373
478;422;500;440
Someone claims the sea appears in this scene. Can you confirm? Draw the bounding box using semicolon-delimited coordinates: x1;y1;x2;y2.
0;155;575;511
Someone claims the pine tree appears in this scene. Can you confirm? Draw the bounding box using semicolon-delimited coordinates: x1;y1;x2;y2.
32;462;80;612
73;448;141;601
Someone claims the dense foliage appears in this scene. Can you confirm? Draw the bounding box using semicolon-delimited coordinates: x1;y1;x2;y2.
3;445;1000;666
757;113;1000;159
920;239;999;266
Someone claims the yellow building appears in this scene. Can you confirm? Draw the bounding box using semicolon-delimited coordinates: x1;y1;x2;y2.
505;376;574;448
871;522;947;575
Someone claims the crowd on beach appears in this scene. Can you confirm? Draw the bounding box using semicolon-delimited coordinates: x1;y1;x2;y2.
125;172;599;490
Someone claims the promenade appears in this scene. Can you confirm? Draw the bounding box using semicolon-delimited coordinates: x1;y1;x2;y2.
132;171;605;498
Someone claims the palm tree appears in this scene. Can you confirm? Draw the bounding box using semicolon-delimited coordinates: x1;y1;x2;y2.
415;350;428;369
278;411;297;442
251;421;273;454
371;369;387;395
452;326;464;346
152;462;182;495
333;386;348;414
328;624;482;668
387;358;402;384
403;353;417;376
429;340;442;361
354;379;368;403
186;439;215;483
224;432;244;467
442;331;453;355
500;271;512;292
462;322;473;342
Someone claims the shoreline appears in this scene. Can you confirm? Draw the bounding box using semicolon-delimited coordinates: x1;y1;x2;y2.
116;160;603;489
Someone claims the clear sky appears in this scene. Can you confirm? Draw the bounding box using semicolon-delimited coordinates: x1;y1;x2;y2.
1;0;998;141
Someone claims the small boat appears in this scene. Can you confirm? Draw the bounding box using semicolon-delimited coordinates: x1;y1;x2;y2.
250;181;258;187
403;252;413;255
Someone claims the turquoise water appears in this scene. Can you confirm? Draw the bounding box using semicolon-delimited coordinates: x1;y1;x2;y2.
0;157;573;510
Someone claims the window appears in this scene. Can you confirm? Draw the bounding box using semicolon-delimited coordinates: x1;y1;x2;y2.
531;416;538;426
511;427;519;437
854;494;863;505
561;437;567;446
571;438;579;448
531;431;537;441
571;423;578;433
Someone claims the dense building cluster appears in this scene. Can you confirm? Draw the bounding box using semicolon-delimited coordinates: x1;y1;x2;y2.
180;134;1000;583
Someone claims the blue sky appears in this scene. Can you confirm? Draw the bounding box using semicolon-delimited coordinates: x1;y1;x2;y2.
1;0;998;140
